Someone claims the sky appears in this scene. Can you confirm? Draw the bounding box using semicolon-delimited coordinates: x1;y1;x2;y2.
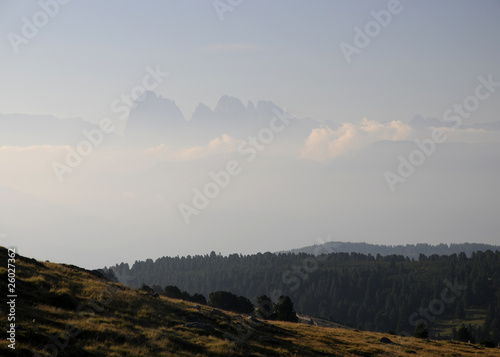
1;1;500;268
2;0;499;123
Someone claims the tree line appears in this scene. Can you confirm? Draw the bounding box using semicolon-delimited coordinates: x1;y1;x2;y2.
138;282;298;322
109;249;500;343
287;242;500;260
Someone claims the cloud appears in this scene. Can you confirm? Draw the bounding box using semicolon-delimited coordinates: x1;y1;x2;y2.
0;145;71;196
409;115;500;132
201;43;264;51
145;134;238;161
439;126;500;144
301;118;412;161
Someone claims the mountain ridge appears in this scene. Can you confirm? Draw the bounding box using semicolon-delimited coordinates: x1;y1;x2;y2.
283;241;500;259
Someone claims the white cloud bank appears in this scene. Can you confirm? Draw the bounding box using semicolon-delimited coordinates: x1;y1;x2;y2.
301;118;412;161
145;134;238;161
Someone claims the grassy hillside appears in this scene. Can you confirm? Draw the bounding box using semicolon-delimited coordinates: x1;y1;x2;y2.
1;247;499;356
110;248;500;337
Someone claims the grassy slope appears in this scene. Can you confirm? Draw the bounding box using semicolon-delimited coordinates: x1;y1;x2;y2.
1;247;499;357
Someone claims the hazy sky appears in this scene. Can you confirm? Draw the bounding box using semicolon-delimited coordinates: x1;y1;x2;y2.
1;1;500;269
2;0;499;122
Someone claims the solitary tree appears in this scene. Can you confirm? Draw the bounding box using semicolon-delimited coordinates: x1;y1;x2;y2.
163;285;183;299
257;295;275;319
274;296;298;322
414;321;429;339
209;291;254;314
190;293;207;305
457;324;473;343
140;284;154;294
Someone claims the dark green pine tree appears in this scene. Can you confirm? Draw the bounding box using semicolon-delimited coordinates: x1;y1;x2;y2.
274;296;298;322
256;295;274;319
456;324;473;343
163;285;183;299
414;321;429;339
140;284;154;294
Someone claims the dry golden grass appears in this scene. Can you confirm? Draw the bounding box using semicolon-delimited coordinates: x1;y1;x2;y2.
1;246;499;356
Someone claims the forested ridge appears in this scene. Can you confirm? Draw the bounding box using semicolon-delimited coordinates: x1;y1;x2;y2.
286;242;500;259
110;248;500;343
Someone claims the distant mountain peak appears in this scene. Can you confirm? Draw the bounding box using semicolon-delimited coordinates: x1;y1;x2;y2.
123;93;320;144
130;91;185;121
214;96;247;119
247;100;257;117
190;103;214;121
